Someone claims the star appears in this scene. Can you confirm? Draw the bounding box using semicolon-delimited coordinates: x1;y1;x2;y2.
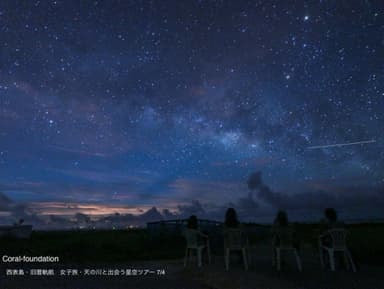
0;0;381;227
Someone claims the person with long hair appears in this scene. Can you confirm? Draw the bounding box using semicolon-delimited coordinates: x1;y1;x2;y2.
224;208;240;228
272;210;300;249
183;215;210;266
186;215;199;229
320;208;344;246
184;215;209;246
274;210;288;227
318;208;357;270
222;207;251;269
323;208;343;228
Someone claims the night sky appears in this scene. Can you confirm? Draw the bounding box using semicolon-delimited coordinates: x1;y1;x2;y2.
0;1;383;227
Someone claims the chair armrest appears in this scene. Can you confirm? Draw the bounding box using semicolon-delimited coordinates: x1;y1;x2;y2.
318;232;328;239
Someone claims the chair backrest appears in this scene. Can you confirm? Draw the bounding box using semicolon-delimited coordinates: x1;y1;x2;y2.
275;227;295;248
328;228;348;249
223;228;244;249
183;229;200;248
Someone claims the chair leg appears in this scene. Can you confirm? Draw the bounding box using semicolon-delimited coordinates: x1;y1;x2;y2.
328;250;335;271
276;248;281;271
242;248;248;271
247;241;252;265
184;248;188;267
197;248;202;267
207;242;211;264
294;249;302;272
319;242;324;268
189;248;193;263
343;251;350;270
225;248;230;271
346;250;356;272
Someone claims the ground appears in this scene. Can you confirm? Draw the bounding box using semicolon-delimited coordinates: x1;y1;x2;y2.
1;243;383;289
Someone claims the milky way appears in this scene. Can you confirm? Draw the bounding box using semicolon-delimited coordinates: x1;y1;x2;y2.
0;1;383;225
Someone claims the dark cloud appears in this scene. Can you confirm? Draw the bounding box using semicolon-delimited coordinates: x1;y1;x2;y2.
246;171;384;217
0;192;44;225
162;209;178;220
47;215;73;229
236;192;259;217
0;192;12;210
247;172;263;191
177;200;206;218
74;212;91;224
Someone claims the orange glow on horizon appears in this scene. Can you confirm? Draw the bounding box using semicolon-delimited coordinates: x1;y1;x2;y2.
28;202;179;217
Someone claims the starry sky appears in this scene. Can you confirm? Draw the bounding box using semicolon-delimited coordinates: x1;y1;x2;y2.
0;1;383;226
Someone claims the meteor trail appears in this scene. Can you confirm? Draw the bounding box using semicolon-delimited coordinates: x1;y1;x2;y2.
307;139;376;150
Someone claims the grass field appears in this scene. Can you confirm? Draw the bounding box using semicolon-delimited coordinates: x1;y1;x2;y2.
0;229;185;263
0;223;383;265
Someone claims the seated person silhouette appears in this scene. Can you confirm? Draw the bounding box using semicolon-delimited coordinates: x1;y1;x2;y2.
271;210;300;250
184;215;209;247
319;208;344;247
224;208;240;229
223;208;245;243
183;215;210;266
271;210;302;271
223;208;249;269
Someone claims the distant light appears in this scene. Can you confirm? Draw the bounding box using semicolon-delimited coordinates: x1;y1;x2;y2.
304;15;309;21
285;74;291;80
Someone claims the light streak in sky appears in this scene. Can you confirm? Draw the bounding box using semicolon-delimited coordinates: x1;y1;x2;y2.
307;139;376;150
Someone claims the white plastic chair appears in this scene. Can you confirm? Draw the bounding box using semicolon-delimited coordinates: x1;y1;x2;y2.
183;229;211;267
318;228;356;272
272;228;302;272
223;228;249;271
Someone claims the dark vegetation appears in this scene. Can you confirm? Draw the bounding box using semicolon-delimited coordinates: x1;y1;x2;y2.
0;223;383;265
0;229;185;263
